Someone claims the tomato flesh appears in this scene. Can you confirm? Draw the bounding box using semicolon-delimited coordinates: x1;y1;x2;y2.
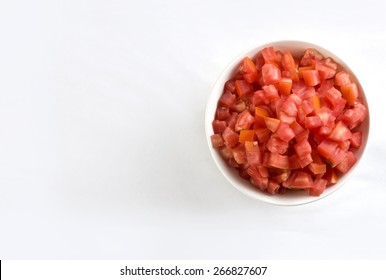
211;46;367;196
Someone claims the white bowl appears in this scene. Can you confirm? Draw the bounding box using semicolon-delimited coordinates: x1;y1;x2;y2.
205;40;370;206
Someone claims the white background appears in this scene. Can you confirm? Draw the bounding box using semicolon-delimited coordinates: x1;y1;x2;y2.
0;0;385;259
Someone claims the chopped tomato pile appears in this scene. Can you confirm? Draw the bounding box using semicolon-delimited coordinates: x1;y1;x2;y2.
211;46;367;196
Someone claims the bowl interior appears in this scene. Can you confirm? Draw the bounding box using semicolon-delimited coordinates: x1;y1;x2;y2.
205;40;370;206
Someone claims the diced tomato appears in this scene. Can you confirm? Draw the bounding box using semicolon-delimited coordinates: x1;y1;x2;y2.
239;129;255;142
335;151;357;173
211;46;367;197
324;87;342;107
266;153;289;169
219;146;233;160
216;106;230;120
308;94;320;112
340;83;358;105
335;71;351;86
305;115;323;129
262;63;281;85
280;100;298;118
316;107;335;127
289;171;313;189
266;180;280;195
329;147;347;167
254;127;270;144
231;143;247;164
222;127;239;148
245;141;262;166
273;169;291;183
315;58;337;81
297;153;313;168
350;131;362;149
262;85;279;103
235;110;255;131
261;46;278;64
247;166;269;191
290;121;306;135
231;99;246;113
267;135;288;154
298;66;314;79
341;103;367;129
219;91;236;107
292;80;316;99
300;48;324;66
317;139;338;159
278;78;292;95
235;80;251;97
211;134;224;148
324;166;338;185
224;80;236;93
264;117;280;132
308;162;326;175
303;70;321;86
309;178;327;196
281;51;299;82
294;138;312;157
329;121;352;142
276;122;295;142
331;97;347;118
339;139;350;153
241;57;258;83
318;79;335;95
318;125;332;137
212;120;227;134
226;112;238;130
